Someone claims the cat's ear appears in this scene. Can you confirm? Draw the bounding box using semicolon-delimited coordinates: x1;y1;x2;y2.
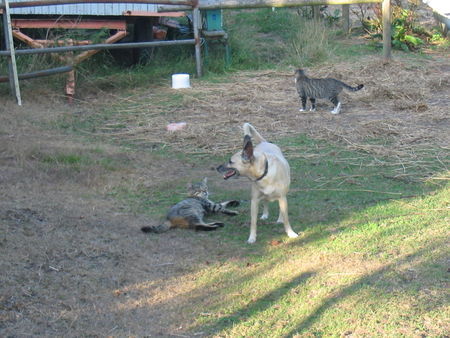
202;177;208;184
187;182;193;190
242;135;254;162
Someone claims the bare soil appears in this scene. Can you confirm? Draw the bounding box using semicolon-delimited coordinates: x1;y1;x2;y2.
0;51;449;336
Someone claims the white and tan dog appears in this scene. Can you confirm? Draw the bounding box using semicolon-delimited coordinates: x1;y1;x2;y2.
217;123;298;243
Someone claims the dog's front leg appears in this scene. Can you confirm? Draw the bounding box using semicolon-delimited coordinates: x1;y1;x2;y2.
278;196;298;239
260;200;269;220
248;190;261;244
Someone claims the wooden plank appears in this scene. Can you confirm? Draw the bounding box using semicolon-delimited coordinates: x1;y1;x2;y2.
2;0;22;105
160;0;382;11
193;6;202;77
73;29;127;64
12;18;127;30
122;10;186;17
313;5;320;20
342;4;349;34
2;0;194;9
382;0;391;60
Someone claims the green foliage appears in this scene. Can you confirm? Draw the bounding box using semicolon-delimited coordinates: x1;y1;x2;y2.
361;4;442;52
391;7;425;51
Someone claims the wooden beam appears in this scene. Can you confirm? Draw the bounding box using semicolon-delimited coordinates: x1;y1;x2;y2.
12;29;67;62
122;10;186;17
160;0;381;11
342;4;349;34
312;5;320;20
73;30;127;64
193;6;202;77
2;0;21;105
2;0;194;9
12;19;127;30
382;0;391;60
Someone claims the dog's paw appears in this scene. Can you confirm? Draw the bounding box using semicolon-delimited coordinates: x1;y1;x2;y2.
260;214;268;220
247;236;256;244
227;200;240;207
287;230;299;238
228;211;239;216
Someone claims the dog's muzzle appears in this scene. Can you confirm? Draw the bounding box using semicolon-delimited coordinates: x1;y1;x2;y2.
216;165;240;180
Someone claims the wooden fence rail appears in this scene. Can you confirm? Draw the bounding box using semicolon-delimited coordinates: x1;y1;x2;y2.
0;0;195;9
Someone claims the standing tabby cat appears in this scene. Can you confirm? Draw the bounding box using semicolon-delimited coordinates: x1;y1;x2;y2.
295;69;364;114
141;177;240;233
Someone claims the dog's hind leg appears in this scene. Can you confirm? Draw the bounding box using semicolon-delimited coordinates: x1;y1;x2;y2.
260;201;269;220
278;196;298;239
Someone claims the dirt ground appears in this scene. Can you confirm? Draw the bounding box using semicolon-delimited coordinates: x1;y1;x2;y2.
0;48;449;336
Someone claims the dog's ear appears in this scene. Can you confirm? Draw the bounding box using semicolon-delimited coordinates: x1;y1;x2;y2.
242;135;254;162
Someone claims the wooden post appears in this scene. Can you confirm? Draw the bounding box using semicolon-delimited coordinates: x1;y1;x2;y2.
342;4;350;34
382;0;391;60
312;5;320;20
2;0;22;105
193;5;202;77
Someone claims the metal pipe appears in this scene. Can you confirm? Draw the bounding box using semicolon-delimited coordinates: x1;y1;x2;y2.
0;65;73;82
0;39;196;56
1;0;193;9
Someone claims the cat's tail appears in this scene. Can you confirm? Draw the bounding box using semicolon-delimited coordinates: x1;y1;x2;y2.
141;221;172;234
342;82;364;92
243;123;266;143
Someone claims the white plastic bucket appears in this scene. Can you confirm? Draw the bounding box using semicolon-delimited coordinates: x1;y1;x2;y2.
171;73;190;89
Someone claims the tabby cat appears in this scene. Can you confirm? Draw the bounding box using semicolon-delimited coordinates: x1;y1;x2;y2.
141;177;240;233
295;69;364;114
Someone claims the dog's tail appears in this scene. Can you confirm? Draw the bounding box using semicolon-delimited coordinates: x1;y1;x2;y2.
243;123;266;143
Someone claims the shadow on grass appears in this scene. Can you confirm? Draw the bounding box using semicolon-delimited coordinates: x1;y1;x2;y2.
199;271;316;334
184;238;448;336
286;240;449;336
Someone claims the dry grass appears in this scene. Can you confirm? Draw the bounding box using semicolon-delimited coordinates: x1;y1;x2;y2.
86;57;448;154
74;55;449;182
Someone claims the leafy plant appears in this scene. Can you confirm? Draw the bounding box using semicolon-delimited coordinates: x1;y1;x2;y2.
391;7;424;51
356;2;437;52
